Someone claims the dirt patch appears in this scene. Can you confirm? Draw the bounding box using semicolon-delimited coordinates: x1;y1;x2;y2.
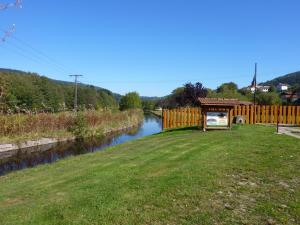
1;197;25;207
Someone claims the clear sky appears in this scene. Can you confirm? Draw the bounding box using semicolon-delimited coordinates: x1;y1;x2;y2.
1;0;299;96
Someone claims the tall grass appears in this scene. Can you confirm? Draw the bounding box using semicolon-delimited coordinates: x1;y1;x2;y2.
0;109;143;142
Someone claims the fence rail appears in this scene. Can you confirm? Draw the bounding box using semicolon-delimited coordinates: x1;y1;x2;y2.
162;105;300;130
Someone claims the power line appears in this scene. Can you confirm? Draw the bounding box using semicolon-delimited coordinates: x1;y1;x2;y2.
10;35;72;73
0;26;72;75
0;41;47;66
69;75;83;112
87;75;247;84
5;39;68;74
1;39;69;75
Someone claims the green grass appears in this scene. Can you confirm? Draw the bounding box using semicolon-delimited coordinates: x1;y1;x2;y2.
0;126;299;225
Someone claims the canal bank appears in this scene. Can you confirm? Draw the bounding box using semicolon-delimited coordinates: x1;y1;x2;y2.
0;123;142;160
0;114;162;175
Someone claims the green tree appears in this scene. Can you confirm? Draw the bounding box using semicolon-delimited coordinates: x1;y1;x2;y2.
142;100;156;110
0;69;119;112
208;82;250;101
0;76;6;102
216;82;238;93
256;92;282;105
268;85;277;92
119;92;142;110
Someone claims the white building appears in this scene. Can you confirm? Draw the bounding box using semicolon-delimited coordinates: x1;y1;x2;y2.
248;85;270;93
276;83;289;92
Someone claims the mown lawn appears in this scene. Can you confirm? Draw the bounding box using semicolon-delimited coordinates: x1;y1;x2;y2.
0;126;299;225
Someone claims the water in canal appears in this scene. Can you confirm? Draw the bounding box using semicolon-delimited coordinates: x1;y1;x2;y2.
0;113;162;175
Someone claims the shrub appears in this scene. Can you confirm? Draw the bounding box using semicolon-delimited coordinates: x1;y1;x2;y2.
69;113;89;138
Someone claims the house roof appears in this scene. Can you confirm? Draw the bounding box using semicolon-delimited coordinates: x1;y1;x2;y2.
198;98;240;106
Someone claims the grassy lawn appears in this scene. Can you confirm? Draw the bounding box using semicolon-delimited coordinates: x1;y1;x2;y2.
0;126;299;225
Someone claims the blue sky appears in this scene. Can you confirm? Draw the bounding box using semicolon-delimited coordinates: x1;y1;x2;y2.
1;0;300;96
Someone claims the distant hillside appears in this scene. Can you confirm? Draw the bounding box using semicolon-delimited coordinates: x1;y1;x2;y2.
0;68;119;112
140;96;162;101
0;68;31;74
50;78;122;102
261;71;300;87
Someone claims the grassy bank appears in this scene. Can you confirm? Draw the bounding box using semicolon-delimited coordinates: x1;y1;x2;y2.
0;109;143;144
0;126;299;224
148;110;162;117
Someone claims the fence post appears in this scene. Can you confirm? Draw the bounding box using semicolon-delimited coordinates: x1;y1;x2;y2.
270;105;274;124
257;105;260;123
287;106;291;124
283;106;287;124
261;105;265;123
250;105;253;124
265;105;269;123
291;106;295;125
162;109;165;130
297;106;300;125
277;105;280;133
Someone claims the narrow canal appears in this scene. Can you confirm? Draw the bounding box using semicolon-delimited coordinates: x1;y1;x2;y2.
0;113;162;175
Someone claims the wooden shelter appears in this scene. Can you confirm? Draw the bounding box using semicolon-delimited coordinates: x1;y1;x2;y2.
198;98;240;131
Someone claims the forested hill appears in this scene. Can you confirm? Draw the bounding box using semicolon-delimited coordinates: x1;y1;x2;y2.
261;71;300;87
0;68;118;112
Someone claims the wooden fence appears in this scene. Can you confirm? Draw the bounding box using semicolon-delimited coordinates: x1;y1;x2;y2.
162;105;300;130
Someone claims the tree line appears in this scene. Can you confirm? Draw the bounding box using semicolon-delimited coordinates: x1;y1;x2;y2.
1;69;298;114
151;81;298;109
0;70;118;113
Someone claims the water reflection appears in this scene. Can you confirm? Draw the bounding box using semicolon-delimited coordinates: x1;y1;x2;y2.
0;114;162;175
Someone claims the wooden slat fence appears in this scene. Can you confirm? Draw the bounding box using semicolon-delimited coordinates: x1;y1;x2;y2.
163;108;201;130
162;105;300;130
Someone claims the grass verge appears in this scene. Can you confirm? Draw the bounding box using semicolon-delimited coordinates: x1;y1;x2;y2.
0;125;299;224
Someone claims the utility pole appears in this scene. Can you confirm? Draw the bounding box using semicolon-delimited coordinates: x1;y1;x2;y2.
253;63;257;105
252;63;257;124
69;75;83;112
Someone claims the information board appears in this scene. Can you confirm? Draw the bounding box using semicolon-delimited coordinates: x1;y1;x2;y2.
206;112;228;127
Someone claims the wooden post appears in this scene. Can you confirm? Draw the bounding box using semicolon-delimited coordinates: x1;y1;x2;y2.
191;108;195;126
162;109;166;130
228;108;232;129
257;105;260;123
291;106;295;125
277;105;280;133
187;108;190;127
198;108;202;127
283;106;287;124
287;106;291;124
297;106;300;125
270;105;274;124
296;106;300;125
245;105;249;124
203;110;206;131
170;109;173;129
265;105;269;123
250;105;254;124
279;105;283;124
261;105;265;123
230;107;234;125
274;105;278;125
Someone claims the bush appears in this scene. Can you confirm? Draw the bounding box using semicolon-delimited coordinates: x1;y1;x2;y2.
119;92;142;110
256;92;282;105
69;113;89;138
